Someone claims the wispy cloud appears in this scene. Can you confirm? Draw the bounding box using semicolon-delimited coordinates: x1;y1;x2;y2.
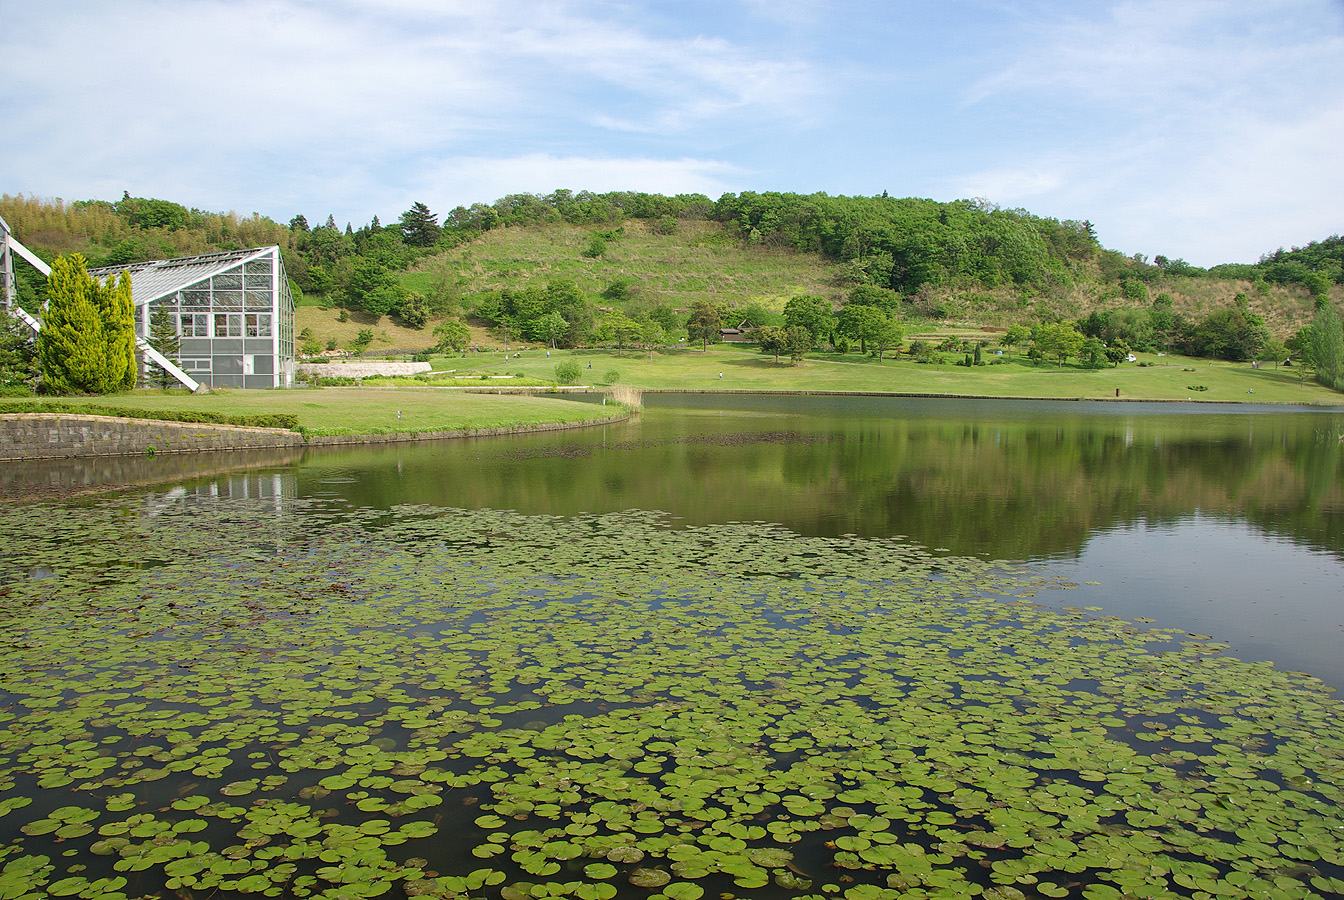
2;1;1339;264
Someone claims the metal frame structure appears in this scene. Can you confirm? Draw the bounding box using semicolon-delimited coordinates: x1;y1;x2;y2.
1;214;46;335
1;216;235;392
90;247;295;389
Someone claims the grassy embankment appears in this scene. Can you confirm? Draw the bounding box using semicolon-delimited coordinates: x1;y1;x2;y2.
5;390;625;437
399;344;1344;405
8;345;1339;444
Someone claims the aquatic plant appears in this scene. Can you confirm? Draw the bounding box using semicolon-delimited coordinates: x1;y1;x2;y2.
0;499;1341;900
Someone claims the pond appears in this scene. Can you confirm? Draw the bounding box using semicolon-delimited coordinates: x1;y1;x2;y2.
1;394;1343;900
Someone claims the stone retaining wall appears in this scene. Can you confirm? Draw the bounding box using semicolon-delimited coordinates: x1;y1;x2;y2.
1;412;629;460
0;414;303;460
298;362;432;378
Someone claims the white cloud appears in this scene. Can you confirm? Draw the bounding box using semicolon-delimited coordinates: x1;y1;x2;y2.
942;0;1344;264
3;0;1339;265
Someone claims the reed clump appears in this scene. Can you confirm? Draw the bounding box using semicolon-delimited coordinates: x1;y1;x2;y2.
607;384;643;409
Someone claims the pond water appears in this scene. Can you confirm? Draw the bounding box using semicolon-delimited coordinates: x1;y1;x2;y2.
298;394;1344;688
2;394;1343;900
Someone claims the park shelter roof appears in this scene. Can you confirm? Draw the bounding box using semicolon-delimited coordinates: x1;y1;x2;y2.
88;247;275;307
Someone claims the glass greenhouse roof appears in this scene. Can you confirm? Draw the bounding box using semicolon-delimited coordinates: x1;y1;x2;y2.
89;247;276;307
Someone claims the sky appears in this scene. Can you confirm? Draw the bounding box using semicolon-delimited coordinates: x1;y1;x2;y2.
2;0;1342;268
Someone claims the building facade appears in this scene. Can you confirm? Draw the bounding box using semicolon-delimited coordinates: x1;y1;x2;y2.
90;246;295;389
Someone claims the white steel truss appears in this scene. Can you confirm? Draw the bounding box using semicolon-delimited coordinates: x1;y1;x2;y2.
0;215;202;392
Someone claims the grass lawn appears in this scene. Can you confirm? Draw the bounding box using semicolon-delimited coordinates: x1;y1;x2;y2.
6;348;1340;441
447;345;1344;405
4;389;624;437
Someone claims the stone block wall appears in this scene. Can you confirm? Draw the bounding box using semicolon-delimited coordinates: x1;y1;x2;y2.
0;414;303;460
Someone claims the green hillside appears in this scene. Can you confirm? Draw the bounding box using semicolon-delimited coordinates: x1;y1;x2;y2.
4;191;1341;388
401;219;836;317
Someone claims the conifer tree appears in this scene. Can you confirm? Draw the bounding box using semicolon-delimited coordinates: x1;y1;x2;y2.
38;254;137;393
147;303;181;389
104;267;137;391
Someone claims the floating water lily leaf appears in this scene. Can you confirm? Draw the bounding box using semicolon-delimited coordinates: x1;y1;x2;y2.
583;863;617;880
628;867;672;888
220;780;257;797
0;499;1342;900
747;848;794;868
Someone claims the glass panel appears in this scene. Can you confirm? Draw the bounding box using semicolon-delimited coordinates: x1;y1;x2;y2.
213;290;243;309
213;271;243;290
214;314;230;337
245;258;272;275
244;274;272;289
180;290;209;308
244;290;271;309
246;314;272;337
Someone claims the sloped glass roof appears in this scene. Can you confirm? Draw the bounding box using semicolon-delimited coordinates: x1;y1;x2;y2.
89;247;276;307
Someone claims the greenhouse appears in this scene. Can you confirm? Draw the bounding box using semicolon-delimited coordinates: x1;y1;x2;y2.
89;246;296;389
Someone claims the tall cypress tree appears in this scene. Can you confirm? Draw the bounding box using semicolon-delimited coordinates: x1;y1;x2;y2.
38;254;137;393
103;267;137;391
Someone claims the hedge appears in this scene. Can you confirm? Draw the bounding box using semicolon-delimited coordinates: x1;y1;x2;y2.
0;402;300;431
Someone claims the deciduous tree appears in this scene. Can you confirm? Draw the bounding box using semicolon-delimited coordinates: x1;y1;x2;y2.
433;320;471;356
685;300;722;351
1030;322;1085;367
537;311;569;349
784;294;833;348
1310;300;1344;390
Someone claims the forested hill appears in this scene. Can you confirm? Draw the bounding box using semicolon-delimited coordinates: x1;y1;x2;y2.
3;190;1340;328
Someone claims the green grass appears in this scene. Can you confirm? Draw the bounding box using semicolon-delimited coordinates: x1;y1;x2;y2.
444;345;1344;404
7;348;1338;443
400;220;1327;337
5;389;624;437
407;220;839;312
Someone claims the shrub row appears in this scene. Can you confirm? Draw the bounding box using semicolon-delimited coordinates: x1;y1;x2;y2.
0;402;300;431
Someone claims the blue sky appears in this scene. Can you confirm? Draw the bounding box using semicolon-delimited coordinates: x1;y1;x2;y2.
3;0;1341;267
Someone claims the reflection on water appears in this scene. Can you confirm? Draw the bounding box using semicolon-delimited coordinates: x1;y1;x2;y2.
282;395;1344;560
9;394;1344;684
0;447;304;500
1030;516;1344;688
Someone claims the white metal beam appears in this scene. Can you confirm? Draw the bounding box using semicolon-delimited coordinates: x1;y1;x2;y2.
1;222;201;391
137;338;203;393
7;233;51;277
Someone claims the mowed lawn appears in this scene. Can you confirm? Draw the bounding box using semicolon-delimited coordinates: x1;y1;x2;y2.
4;389;622;436
445;345;1344;405
6;347;1340;439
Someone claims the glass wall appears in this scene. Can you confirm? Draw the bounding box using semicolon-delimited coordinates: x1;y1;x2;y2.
141;248;294;388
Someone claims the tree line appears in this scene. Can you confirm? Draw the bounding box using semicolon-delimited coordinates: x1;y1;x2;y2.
7;190;1342;317
5;189;1342;390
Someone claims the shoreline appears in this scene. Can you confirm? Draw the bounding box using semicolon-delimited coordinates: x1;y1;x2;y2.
0;409;630;462
631;388;1344;406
